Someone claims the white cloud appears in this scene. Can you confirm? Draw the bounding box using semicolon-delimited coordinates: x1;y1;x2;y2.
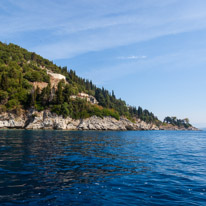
80;48;206;85
117;56;147;60
34;0;206;59
1;0;206;59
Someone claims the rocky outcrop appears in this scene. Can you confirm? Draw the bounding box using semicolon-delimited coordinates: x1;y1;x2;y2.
0;110;198;131
30;82;48;90
0;110;159;131
0;113;25;128
159;124;199;131
46;70;66;81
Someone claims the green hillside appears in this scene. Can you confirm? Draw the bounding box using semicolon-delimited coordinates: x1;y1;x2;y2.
0;42;161;124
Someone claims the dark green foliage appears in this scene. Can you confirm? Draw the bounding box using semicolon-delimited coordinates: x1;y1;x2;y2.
0;41;159;124
38;83;51;107
163;116;191;128
24;70;49;82
128;106;160;124
0;90;8;104
51;99;120;120
1;73;8;90
6;99;20;110
56;81;64;104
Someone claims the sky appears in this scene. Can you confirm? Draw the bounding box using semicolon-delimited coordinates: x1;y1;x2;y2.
0;0;206;128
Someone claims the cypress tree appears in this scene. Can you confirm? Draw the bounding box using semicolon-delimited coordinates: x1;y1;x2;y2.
56;81;63;104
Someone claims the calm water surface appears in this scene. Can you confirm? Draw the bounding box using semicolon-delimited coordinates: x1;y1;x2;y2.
0;130;206;205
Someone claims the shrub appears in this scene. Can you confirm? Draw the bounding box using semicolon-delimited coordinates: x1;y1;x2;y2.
0;90;8;104
6;99;20;110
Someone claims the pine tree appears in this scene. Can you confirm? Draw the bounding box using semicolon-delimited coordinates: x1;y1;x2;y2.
0;73;8;90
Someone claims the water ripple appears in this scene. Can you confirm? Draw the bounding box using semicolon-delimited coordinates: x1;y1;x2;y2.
0;130;206;205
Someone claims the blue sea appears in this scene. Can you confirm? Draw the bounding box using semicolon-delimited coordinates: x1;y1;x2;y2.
0;130;206;205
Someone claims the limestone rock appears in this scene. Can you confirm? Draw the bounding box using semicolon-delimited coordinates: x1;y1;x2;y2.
0;110;197;131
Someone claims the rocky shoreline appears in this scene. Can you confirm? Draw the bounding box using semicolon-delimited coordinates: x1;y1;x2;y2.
0;110;198;131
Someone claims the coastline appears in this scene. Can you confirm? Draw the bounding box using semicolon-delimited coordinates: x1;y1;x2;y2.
0;109;198;131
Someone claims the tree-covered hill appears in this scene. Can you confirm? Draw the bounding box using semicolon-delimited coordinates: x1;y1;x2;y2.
0;41;163;125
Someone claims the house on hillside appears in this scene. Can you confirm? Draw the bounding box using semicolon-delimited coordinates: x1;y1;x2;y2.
70;92;98;105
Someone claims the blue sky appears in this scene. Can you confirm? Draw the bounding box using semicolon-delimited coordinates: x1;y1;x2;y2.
0;0;206;127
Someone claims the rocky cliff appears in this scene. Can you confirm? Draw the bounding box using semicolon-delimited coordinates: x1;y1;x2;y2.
0;110;198;131
0;110;160;131
0;42;198;132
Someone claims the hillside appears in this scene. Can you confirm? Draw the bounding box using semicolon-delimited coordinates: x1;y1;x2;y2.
0;42;196;130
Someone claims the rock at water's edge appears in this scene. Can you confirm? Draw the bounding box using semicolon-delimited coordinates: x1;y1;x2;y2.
0;110;161;131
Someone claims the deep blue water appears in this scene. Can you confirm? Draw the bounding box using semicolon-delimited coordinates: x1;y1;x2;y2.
0;130;206;205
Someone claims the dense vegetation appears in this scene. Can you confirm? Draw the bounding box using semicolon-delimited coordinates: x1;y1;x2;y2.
163;116;191;128
0;41;183;126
